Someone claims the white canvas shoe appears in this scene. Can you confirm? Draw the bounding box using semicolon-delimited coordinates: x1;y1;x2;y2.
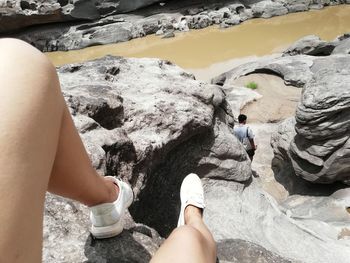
177;173;205;227
89;176;133;239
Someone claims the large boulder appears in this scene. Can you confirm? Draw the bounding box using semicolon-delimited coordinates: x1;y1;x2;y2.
42;55;260;262
290;55;350;185
212;54;315;88
213;35;350;185
332;38;350;55
0;0;162;33
204;178;350;263
283;35;336;56
251;0;288;18
56;55;252;239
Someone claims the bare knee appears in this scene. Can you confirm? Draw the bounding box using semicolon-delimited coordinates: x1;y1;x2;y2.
171;226;205;244
0;38;60;95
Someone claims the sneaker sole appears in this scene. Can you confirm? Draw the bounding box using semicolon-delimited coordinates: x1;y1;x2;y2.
91;189;134;239
91;219;124;239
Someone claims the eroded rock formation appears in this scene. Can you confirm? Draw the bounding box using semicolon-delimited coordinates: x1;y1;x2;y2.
213;35;350;185
0;0;162;33
44;55;255;262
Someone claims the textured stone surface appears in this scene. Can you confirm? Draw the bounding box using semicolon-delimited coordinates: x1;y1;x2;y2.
213;35;350;186
332;38;350;55
217;239;293;263
58;55;252;235
283;35;336;56
0;0;162;33
43;55;255;261
251;0;288;18
212;54;315;88
43;194;163;262
205;178;350;263
290;55;350;184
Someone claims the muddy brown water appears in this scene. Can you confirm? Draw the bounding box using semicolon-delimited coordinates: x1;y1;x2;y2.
47;5;350;80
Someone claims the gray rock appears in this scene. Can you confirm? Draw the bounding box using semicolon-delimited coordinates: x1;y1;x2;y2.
0;0;163;34
217;239;293;263
276;0;311;12
189;14;213;29
227;3;246;14
205;178;350;263
57;55;252;238
155;29;164;35
271;118;296;172
290;55;350;184
283;35;336;56
212;55;315;88
213;35;350;186
162;30;175;38
222;15;241;26
239;8;254;21
43;193;163;262
208;10;225;24
332;38;350;55
251;0;289;18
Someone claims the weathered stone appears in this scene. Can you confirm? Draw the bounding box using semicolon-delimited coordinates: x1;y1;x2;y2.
251;0;289;18
283;35;336;56
205;178;350;263
332;38;350;55
43;193;163;262
239;8;254;21
162;30;175;38
290;55;350;184
217;239;293;263
222;15;241;26
212;55;315;88
276;0;311;12
57;55;252;237
189;14;213;29
0;0;163;34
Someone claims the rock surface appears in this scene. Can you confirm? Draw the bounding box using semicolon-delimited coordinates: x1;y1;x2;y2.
290;55;350;184
42;34;350;261
207;37;350;261
214;35;350;185
204;178;350;263
0;0;162;33
283;35;336;56
44;55;255;262
251;0;288;18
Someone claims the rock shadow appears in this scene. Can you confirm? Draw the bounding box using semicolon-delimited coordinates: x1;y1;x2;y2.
129;128;216;237
84;230;152;263
272;159;347;197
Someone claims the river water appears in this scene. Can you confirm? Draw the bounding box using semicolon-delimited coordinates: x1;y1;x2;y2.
47;5;350;81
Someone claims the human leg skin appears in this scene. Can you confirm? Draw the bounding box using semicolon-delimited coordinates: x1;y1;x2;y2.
151;205;217;263
0;39;118;263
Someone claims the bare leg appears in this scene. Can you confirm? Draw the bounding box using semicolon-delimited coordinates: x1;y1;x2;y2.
0;39;118;263
151;205;217;263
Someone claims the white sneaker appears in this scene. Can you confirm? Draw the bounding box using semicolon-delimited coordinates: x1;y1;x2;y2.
177;173;205;227
89;176;133;239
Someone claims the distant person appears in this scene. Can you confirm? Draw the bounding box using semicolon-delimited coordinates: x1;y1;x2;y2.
233;114;256;161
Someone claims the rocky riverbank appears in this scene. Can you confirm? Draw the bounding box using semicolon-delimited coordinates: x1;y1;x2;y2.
41;33;350;263
1;0;349;51
210;33;350;262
